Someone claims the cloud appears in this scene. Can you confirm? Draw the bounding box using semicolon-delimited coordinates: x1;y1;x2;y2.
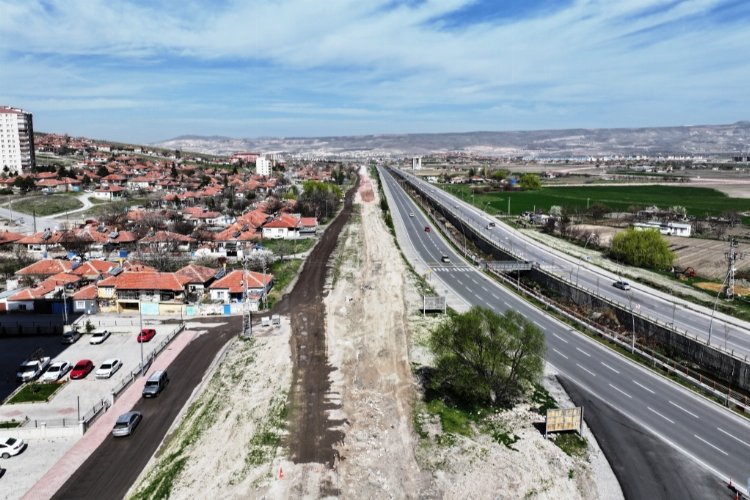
0;0;748;141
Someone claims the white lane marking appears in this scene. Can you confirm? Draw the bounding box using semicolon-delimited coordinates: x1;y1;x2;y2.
552;348;568;359
717;427;750;449
576;347;591;357
552;333;568;344
481;286;489;292
608;383;632;399
647;406;675;424
575;363;596;377
533;320;544;330
503;301;511;308
669;400;699;419
632;380;655;394
601;362;620;374
455;278;464;286
491;294;500;300
693;434;728;456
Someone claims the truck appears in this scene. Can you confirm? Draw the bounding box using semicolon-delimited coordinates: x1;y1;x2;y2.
16;349;51;383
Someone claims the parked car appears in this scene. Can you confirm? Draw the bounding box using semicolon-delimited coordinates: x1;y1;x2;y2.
70;359;94;379
0;437;26;459
89;330;111;345
137;328;156;343
95;359;123;379
613;280;631;291
16;354;51;383
61;328;81;344
142;370;169;398
112;411;142;437
40;361;71;382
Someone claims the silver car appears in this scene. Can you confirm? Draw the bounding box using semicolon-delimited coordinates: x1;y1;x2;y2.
112;411;142;437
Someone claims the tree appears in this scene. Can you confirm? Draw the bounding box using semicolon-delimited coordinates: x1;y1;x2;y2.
96;165;110;178
610;228;675;270
429;307;545;407
519;173;541;191
588;202;609;221
12;176;35;192
490;169;510;182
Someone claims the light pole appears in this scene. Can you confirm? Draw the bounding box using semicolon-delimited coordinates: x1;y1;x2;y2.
708;272;730;345
576;233;595;286
138;299;144;376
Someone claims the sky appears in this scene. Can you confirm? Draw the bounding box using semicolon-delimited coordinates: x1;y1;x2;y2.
1;0;749;144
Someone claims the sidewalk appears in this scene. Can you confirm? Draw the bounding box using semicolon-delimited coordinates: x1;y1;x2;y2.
22;329;199;500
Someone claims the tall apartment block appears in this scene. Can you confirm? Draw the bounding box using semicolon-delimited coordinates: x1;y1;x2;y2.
255;155;272;177
0;106;35;174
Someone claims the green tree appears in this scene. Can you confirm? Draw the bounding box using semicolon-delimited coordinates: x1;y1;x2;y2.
429;307;545;407
490;169;510;182
610;228;675;270
96;165;110;178
519;173;542;191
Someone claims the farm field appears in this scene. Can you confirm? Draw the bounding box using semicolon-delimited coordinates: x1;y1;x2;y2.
11;194;83;217
440;184;750;219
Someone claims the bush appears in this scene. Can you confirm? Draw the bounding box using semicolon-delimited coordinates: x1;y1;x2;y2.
610;228;675;270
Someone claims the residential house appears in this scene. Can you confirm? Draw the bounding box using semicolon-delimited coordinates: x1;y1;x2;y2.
97;271;186;314
175;264;219;302
261;213;302;240
208;269;273;308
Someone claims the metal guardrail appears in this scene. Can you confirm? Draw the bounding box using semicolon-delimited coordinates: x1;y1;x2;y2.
81;398;110;430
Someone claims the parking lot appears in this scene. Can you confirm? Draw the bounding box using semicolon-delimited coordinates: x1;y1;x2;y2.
0;316;177;424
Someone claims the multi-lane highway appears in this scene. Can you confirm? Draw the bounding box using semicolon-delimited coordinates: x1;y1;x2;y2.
392;168;750;359
379;166;750;493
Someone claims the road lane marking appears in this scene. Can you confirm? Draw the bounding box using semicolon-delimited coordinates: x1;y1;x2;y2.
576;347;591;357
693;434;728;456
491;294;500;300
632;380;655;394
575;363;596;377
647;407;675;424
503;301;511;308
481;286;489;292
552;333;568;344
533;320;544;330
608;383;632;399
455;278;464;286
552;348;568;359
601;362;620;374
717;427;750;449
668;400;699;419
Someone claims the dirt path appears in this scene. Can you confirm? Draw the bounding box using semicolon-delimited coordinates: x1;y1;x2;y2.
283;177;359;467
323;166;431;496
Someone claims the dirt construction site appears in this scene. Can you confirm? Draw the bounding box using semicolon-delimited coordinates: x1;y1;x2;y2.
124;168;621;499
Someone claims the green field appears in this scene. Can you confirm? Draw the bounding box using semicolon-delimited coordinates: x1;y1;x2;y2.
11;194;83;216
441;184;750;218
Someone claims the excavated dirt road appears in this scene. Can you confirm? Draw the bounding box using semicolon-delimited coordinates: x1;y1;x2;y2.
278;178;358;468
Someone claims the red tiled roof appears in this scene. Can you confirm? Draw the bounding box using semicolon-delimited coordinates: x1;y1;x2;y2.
16;259;72;276
98;271;184;291
139;230;196;244
0;231;24;245
72;283;98;300
209;269;272;293
175;264;217;285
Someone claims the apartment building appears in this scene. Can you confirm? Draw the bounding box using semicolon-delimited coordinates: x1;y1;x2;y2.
255;155;272;177
0;106;35;173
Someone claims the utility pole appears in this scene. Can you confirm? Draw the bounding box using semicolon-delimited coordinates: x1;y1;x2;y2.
722;238;745;300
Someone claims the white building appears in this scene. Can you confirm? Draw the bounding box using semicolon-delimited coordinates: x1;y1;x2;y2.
633;221;692;237
256;156;272;177
412;156;422;170
0;106;35;174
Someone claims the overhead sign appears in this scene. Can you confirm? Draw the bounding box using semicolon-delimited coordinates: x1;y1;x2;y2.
545;407;583;437
423;295;446;313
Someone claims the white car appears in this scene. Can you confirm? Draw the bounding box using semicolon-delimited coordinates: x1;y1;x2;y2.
0;437;27;459
89;330;111;344
40;361;71;382
95;359;123;379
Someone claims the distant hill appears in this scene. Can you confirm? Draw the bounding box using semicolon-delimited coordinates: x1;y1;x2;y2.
153;122;750;157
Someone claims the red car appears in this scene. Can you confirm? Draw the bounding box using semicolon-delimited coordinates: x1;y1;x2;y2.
137;328;156;343
70;359;94;379
424;226;431;233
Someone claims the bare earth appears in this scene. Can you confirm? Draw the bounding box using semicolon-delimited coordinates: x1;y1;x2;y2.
128;168;622;499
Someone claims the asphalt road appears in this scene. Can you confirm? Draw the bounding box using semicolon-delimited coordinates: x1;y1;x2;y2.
392;168;750;358
380;167;750;495
52;316;239;500
0;193;93;233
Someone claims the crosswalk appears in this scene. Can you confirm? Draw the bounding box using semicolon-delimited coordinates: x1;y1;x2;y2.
431;265;472;272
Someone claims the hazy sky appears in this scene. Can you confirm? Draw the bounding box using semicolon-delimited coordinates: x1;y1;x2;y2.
1;0;748;143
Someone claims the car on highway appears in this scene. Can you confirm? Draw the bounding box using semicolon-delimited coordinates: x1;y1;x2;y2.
441;254;450;263
40;361;72;382
409;212;415;217
89;330;111;344
137;328;156;343
70;359;94;379
142;370;169;398
95;359;123;379
424;226;431;233
0;437;26;459
613;280;631;291
112;411;142;437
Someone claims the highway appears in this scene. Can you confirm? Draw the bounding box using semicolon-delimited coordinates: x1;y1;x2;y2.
379;166;750;493
391;168;750;360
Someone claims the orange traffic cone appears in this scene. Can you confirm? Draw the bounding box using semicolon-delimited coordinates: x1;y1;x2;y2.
279;466;284;480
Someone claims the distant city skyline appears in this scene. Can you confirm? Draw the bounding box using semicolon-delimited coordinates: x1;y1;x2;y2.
1;0;748;144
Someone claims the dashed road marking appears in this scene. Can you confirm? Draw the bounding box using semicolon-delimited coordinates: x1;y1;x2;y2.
552;333;568;344
600;362;620;374
717;427;750;449
647;406;674;424
552;348;568;360
632;380;655;394
669;400;699;419
576;347;591;357
693;434;728;456
575;363;596;377
608;383;632;399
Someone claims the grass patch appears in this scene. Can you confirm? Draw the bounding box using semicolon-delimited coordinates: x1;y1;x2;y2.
232;395;288;484
425;398;476;436
260;237;317;256
11;194;83;216
531;384;558;414
0;420;23;428
6;382;64;404
266;259;302;308
553;432;588;458
440;184;750;219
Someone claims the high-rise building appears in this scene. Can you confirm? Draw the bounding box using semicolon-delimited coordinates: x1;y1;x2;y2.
0;106;35;173
412;156;422;170
256;156;272;177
